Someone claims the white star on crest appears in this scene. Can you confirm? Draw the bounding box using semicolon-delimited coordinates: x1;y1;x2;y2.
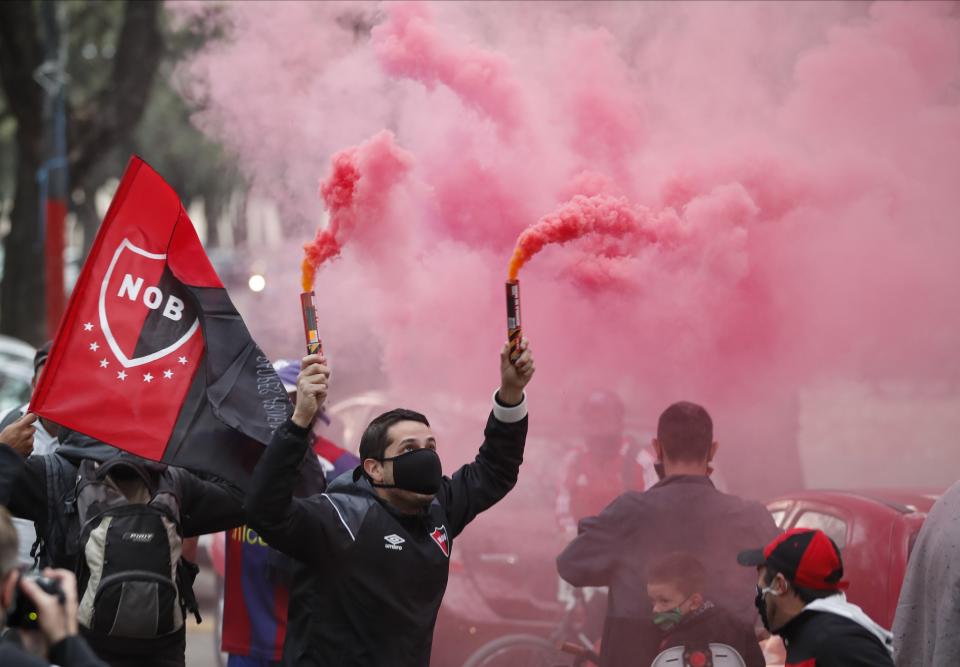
178;356;188;365
117;371;127;381
99;359;109;368
83;322;94;332
163;369;174;379
89;342;99;352
143;372;154;383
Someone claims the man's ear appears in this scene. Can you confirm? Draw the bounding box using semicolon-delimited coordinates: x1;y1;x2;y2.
1;570;19;609
707;441;719;463
773;572;790;595
652;438;664;462
363;458;383;483
688;592;704;610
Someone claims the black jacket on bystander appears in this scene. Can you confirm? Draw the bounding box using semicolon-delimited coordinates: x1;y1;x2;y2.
779;609;894;667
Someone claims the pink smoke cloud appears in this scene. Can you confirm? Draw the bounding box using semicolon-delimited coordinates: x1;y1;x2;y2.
372;1;527;134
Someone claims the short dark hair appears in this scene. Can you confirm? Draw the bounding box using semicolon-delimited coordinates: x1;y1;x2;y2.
656;401;713;463
358;408;430;461
762;566;837;605
34;340;52;372
647;551;706;598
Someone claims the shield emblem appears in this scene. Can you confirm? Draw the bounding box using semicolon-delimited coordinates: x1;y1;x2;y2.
98;239;200;368
430;525;450;558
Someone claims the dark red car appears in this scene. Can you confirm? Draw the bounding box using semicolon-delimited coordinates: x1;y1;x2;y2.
766;488;940;629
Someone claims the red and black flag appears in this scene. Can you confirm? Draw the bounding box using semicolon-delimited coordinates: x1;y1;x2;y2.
31;156;295;490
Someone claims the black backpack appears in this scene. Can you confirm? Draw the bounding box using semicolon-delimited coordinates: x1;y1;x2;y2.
38;453;201;638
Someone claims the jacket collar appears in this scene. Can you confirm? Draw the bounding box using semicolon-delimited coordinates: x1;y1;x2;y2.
777;609;816;645
650;474;715;490
332;470;438;521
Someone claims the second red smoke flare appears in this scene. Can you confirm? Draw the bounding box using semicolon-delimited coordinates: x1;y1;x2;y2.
506;280;522;363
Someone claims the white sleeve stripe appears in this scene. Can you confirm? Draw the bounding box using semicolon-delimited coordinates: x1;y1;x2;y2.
321;493;356;541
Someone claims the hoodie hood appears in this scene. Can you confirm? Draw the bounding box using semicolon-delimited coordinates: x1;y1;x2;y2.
332;467;373;494
56;428;121;464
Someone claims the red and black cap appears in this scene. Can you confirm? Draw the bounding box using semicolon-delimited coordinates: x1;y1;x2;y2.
737;528;849;591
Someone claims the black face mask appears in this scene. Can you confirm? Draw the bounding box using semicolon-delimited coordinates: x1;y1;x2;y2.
755;584;777;632
372;448;442;495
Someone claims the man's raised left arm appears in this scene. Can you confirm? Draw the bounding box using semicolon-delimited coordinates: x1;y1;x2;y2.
441;339;535;538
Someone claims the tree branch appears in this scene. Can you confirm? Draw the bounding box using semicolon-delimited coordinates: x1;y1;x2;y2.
0;1;43;141
69;0;163;184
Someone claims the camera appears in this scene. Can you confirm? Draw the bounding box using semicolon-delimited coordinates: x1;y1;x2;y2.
7;573;65;629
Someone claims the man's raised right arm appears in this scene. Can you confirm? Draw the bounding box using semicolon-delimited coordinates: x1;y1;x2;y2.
244;354;331;563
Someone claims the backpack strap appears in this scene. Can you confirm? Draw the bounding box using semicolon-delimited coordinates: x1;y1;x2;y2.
34;454;80;569
176;557;202;624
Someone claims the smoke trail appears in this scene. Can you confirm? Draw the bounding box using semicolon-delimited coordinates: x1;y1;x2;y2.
507;195;658;281
372;1;526;134
302;131;413;291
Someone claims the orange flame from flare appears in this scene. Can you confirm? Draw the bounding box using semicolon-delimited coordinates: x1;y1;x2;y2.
301;258;316;293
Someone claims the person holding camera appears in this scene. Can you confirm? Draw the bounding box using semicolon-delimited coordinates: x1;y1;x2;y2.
0;506;107;667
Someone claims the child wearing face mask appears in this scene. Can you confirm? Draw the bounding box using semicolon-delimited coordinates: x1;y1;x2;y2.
647;551;766;667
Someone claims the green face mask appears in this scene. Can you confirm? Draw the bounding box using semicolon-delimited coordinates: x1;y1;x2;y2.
652;608;684;631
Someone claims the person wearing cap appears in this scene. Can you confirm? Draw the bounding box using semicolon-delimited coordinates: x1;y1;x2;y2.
556;401;778;667
271;359;360;481
738;528;894;666
245;341;535;666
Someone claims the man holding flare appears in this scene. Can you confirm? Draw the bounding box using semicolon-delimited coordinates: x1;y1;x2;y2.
245;338;535;666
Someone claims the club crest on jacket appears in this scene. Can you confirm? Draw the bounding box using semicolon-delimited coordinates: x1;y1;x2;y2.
430;526;449;558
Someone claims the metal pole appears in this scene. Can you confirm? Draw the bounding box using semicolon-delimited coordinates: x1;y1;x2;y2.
36;0;69;339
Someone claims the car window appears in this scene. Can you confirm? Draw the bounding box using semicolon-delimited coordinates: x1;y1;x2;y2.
794;511;848;547
770;510;786;527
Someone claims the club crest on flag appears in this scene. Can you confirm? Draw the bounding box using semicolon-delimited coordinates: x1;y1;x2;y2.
429;526;449;558
98;238;200;368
